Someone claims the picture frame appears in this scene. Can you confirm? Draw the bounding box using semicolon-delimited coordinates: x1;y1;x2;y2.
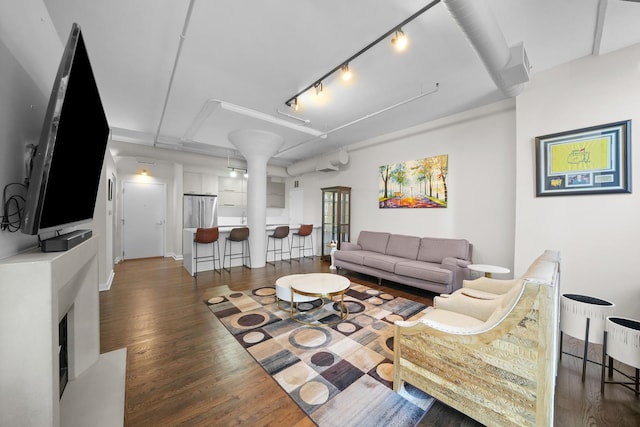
535;120;631;196
378;154;448;208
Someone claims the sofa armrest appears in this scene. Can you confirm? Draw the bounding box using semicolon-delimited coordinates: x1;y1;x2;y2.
463;277;522;295
442;256;471;268
339;242;361;251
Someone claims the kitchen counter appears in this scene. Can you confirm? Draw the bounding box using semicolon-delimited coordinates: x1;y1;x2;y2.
182;225;319;275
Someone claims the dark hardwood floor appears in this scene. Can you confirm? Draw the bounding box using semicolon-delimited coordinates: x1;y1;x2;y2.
100;257;640;426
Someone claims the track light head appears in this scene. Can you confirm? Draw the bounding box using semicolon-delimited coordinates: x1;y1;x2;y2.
314;81;324;96
230;168;237;177
340;64;352;81
290;97;299;111
392;29;408;51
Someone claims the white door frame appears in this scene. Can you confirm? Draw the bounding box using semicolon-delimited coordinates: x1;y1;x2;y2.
121;180;166;260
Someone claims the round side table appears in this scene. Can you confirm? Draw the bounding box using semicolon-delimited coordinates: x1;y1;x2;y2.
601;316;640;395
559;293;615;382
468;264;510;278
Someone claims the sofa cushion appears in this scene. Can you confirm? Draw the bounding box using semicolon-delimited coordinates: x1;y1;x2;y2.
357;231;390;253
394;260;452;284
421;308;485;331
334;249;381;266
434;293;503;322
386;234;420;260
417;237;470;263
362;253;407;273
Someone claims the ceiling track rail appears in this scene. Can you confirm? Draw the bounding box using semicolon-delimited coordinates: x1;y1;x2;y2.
153;0;196;147
276;83;439;157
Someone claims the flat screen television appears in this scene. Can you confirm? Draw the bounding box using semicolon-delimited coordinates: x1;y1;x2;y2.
21;23;109;247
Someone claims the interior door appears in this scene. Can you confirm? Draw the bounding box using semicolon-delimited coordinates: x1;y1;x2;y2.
122;181;165;259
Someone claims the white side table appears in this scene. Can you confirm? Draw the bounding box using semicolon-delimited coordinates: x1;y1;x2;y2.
468;264;510;278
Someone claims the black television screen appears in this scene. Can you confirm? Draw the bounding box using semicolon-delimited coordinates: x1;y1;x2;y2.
21;23;109;237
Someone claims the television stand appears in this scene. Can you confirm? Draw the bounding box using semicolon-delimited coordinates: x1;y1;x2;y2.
41;229;92;252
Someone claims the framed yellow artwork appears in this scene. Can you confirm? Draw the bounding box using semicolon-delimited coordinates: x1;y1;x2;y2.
535;121;631;196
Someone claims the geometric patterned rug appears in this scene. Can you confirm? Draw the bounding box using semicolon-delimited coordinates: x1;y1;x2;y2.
205;281;436;427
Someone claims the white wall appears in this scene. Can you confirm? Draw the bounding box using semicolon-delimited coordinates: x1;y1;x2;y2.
0;36;44;259
297;99;517;273
515;43;640;319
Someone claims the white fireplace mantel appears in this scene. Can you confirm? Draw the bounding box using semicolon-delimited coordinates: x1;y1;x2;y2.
0;235;107;427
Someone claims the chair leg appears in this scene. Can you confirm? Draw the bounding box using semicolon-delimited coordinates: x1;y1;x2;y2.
245;239;251;268
582;318;590;382
601;330;607;393
194;242;198;277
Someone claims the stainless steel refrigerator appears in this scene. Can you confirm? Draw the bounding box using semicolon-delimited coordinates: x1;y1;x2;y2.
183;194;218;228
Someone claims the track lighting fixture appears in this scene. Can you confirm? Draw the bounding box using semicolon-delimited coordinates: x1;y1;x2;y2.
228;166;248;178
283;0;440;109
341;64;352;81
392;29;408;51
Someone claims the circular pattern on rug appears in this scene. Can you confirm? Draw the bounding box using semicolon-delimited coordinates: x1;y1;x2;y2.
299;381;329;406
310;351;335;367
207;296;225;304
228;292;244;299
253;287;276;297
289;327;331;349
258;296;276;305
385;336;394;352
337;322;357;334
380;293;394;300
354;314;374;326
283;364;311;388
298;302;316;311
242;331;265;344
385;313;404;323
376;362;394;382
334;300;364;314
227;311;270;330
238;313;268;327
366;289;380;295
367;297;384;305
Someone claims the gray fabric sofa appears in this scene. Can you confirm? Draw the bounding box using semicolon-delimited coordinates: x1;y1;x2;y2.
334;231;473;294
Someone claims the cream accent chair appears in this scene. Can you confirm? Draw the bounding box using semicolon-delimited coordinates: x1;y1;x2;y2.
393;250;560;427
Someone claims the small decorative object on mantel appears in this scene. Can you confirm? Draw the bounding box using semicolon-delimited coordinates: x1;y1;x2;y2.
379;154;448;208
535;120;631;196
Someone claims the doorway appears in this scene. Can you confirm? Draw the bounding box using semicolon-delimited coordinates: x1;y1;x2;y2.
122;180;165;259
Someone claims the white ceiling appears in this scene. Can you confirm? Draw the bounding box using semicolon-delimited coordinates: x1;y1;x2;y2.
43;0;640;168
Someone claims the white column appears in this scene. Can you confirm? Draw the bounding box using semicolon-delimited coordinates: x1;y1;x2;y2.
228;129;283;268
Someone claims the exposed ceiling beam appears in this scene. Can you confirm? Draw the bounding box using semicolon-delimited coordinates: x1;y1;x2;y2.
592;0;608;55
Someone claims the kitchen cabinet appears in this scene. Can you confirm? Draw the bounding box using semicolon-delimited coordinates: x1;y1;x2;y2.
267;181;285;208
184;172;218;195
218;176;247;206
321;186;351;261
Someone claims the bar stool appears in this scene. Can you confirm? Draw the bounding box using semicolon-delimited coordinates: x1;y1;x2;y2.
601;316;640;395
559;293;615;382
266;226;290;265
290;224;313;261
193;227;221;277
223;227;251;271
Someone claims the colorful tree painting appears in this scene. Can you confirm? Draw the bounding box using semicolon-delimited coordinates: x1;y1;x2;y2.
378;154;448;208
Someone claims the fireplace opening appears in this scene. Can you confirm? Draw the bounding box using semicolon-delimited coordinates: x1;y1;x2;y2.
59;313;68;398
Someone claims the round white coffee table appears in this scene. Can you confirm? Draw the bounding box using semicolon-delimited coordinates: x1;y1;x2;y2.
289;273;350;325
275;274;320;311
468;264;510;278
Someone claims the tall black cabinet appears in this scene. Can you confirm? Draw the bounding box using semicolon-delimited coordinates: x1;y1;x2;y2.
321;186;351;261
